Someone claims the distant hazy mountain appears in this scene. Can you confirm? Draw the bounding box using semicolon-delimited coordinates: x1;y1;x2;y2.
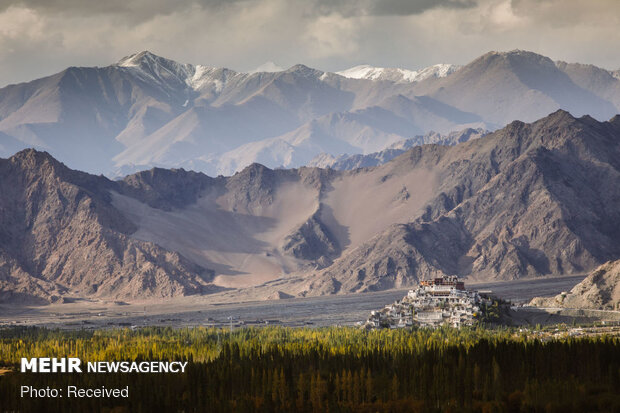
0;50;619;177
555;61;620;111
411;50;619;126
308;128;488;170
1;111;619;303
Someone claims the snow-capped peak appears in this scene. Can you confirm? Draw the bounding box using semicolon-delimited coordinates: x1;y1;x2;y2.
116;51;196;86
117;51;153;67
336;63;460;83
116;51;186;71
188;66;242;92
116;51;244;93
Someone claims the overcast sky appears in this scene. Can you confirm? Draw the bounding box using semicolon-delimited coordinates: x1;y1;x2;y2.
1;0;619;87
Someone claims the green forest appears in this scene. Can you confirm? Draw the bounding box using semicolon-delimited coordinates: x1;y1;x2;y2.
0;326;619;412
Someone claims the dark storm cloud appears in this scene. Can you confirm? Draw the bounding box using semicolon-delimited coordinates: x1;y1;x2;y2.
369;0;476;16
0;0;135;14
0;0;246;23
312;0;477;17
0;0;476;19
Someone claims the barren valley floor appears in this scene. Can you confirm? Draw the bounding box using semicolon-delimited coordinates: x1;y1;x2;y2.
3;275;610;329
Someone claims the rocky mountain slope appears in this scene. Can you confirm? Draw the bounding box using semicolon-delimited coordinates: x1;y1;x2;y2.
1;110;619;303
299;110;620;295
529;260;620;310
0;150;215;304
1;50;620;177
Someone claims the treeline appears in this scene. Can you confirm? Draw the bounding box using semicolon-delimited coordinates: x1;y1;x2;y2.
0;326;618;412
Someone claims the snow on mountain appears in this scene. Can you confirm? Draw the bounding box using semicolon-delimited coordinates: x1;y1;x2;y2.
415;64;461;80
188;66;246;92
336;63;460;83
116;51;457;96
117;51;246;94
117;51;196;85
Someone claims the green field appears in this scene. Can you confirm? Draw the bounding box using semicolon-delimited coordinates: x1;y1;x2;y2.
1;326;619;412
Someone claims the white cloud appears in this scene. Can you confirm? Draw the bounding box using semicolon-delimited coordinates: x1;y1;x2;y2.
303;14;362;59
486;0;525;31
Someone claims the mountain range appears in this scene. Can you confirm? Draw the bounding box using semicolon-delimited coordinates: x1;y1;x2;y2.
1;110;619;304
1;50;620;177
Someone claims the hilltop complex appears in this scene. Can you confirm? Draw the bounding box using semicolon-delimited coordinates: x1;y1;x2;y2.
363;276;489;329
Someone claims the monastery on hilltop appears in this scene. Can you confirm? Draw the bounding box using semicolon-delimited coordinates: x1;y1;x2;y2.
363;275;490;329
